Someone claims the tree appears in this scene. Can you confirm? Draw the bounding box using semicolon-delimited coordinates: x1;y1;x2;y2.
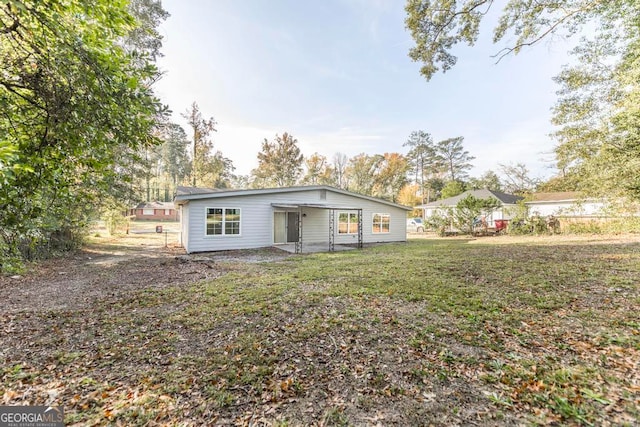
302;153;332;185
452;195;502;235
441;180;467;199
332;152;349;189
159;123;191;188
251;132;304;188
347;154;382;196
435;137;475;181
469;170;503;191
424;177;446;201
551;4;640;199
405;0;640;201
184;102;215;187
373;153;410;202
0;0;164;269
403;130;437;203
397;183;422;207
126;0;170;62
182;102;233;188
499;163;540;195
405;0;616;81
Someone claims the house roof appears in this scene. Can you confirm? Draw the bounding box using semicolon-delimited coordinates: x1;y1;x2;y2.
134;201;175;209
174;185;412;211
271;202;362;210
417;189;523;208
526;192;581;203
176;186;221;196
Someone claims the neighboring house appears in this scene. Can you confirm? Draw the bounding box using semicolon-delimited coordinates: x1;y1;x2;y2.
174;185;412;254
416;189;524;227
130;201;179;221
525;192;608;218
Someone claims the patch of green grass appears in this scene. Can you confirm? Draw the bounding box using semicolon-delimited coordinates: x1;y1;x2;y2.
4;237;639;425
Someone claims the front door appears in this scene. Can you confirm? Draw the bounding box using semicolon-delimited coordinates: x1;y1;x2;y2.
287;212;299;242
274;212;286;244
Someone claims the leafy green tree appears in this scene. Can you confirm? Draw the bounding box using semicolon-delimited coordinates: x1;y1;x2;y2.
160;123;191;188
551;5;640;199
424;177;445;202
251;132;304;188
435;137;475;181
403;130;437;203
346;153;382;196
184;102;216;186
405;0;640;201
0;0;164;268
183;102;233;188
126;0;170;61
405;0;615;81
441;180;467;199
452;195;502;235
469;170;503;191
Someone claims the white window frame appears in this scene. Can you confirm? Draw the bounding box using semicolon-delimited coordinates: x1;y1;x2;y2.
372;213;390;234
338;211;359;235
205;207;241;237
142;208;154;216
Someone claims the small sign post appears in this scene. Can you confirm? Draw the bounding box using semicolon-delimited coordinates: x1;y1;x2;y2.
156;225;168;247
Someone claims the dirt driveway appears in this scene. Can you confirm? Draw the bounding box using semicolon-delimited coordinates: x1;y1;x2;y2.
0;223;290;314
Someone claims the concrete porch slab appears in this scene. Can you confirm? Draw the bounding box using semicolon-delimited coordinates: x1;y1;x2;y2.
274;243;357;254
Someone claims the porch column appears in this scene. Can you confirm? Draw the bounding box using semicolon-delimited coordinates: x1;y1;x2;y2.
357;209;363;249
328;208;335;252
295;207;303;254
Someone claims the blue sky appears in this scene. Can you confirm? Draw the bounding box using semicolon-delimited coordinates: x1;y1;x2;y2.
154;0;576;180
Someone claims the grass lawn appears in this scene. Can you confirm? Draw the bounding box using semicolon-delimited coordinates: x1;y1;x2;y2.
1;236;639;425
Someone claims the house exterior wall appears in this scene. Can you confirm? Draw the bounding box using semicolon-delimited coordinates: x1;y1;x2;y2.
130;208;179;221
181;188;408;253
324;190;407;245
180;204;189;250
526;201;608;217
423;205;518;227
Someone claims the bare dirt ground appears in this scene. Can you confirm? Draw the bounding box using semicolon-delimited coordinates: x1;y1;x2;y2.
0;222;291;314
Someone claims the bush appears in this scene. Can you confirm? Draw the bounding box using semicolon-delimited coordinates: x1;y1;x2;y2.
508;219;533;235
601;217;640;234
424;213;451;237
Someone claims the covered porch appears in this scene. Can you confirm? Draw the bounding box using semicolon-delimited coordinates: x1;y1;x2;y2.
271;203;363;254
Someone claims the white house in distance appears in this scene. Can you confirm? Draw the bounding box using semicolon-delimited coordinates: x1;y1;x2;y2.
174;185;412;254
525;192;608;218
416;189;524;227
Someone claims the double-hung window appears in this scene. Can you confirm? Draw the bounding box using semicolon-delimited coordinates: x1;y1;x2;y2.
338;212;358;234
206;208;241;236
372;213;390;233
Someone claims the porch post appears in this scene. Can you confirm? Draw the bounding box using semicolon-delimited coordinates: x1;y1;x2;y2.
295;207;303;254
329;208;335;252
357;209;363;249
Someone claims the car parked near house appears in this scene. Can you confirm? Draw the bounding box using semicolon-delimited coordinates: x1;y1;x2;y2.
407;218;425;233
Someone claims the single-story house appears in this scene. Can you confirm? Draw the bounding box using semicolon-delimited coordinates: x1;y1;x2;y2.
416;189;524;227
174;185;412;254
130;201;179;221
525;192;608;218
